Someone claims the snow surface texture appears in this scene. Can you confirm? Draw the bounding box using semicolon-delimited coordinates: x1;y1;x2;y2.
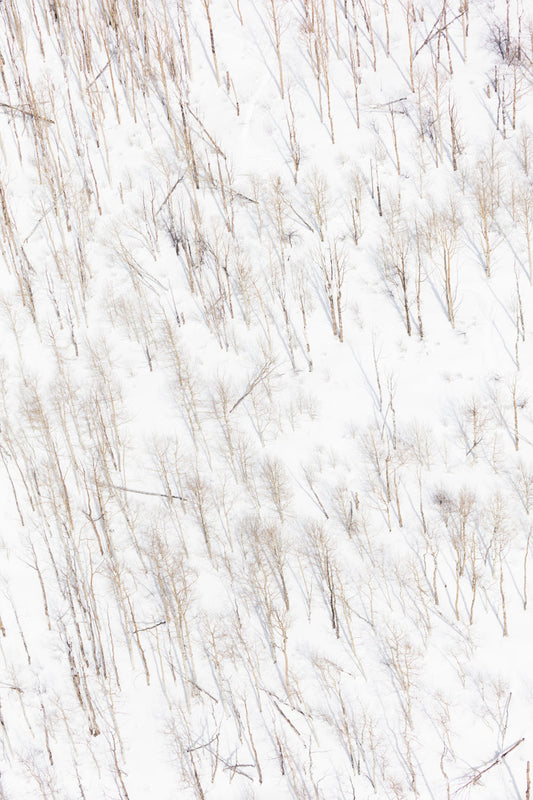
0;0;532;797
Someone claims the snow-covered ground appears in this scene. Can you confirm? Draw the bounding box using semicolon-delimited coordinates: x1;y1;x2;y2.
0;0;532;797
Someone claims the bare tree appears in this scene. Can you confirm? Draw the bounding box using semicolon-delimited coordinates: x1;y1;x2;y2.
201;0;220;85
267;0;286;99
318;240;345;341
382;219;412;336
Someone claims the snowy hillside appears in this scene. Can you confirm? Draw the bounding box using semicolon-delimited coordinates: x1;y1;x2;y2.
0;0;532;797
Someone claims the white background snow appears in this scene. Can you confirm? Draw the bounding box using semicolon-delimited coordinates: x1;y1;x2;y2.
0;0;532;797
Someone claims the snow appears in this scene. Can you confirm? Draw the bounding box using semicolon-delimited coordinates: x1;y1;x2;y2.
0;0;532;797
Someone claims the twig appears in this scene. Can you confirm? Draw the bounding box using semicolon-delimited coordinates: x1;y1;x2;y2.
229;360;275;413
230;189;258;204
273;701;302;736
414;8;465;58
0;684;23;693
185;104;227;159
223;764;254;780
288;202;314;232
23;193;67;243
0;102;54;124
155;174;185;216
132;621;166;634
186;735;218;753
456;738;525;793
110;484;185;501
117;240;167;293
304;470;329;519
465;437;483;457
260;687;308;717
86;61;111;89
186;679;219;704
372;97;408;109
